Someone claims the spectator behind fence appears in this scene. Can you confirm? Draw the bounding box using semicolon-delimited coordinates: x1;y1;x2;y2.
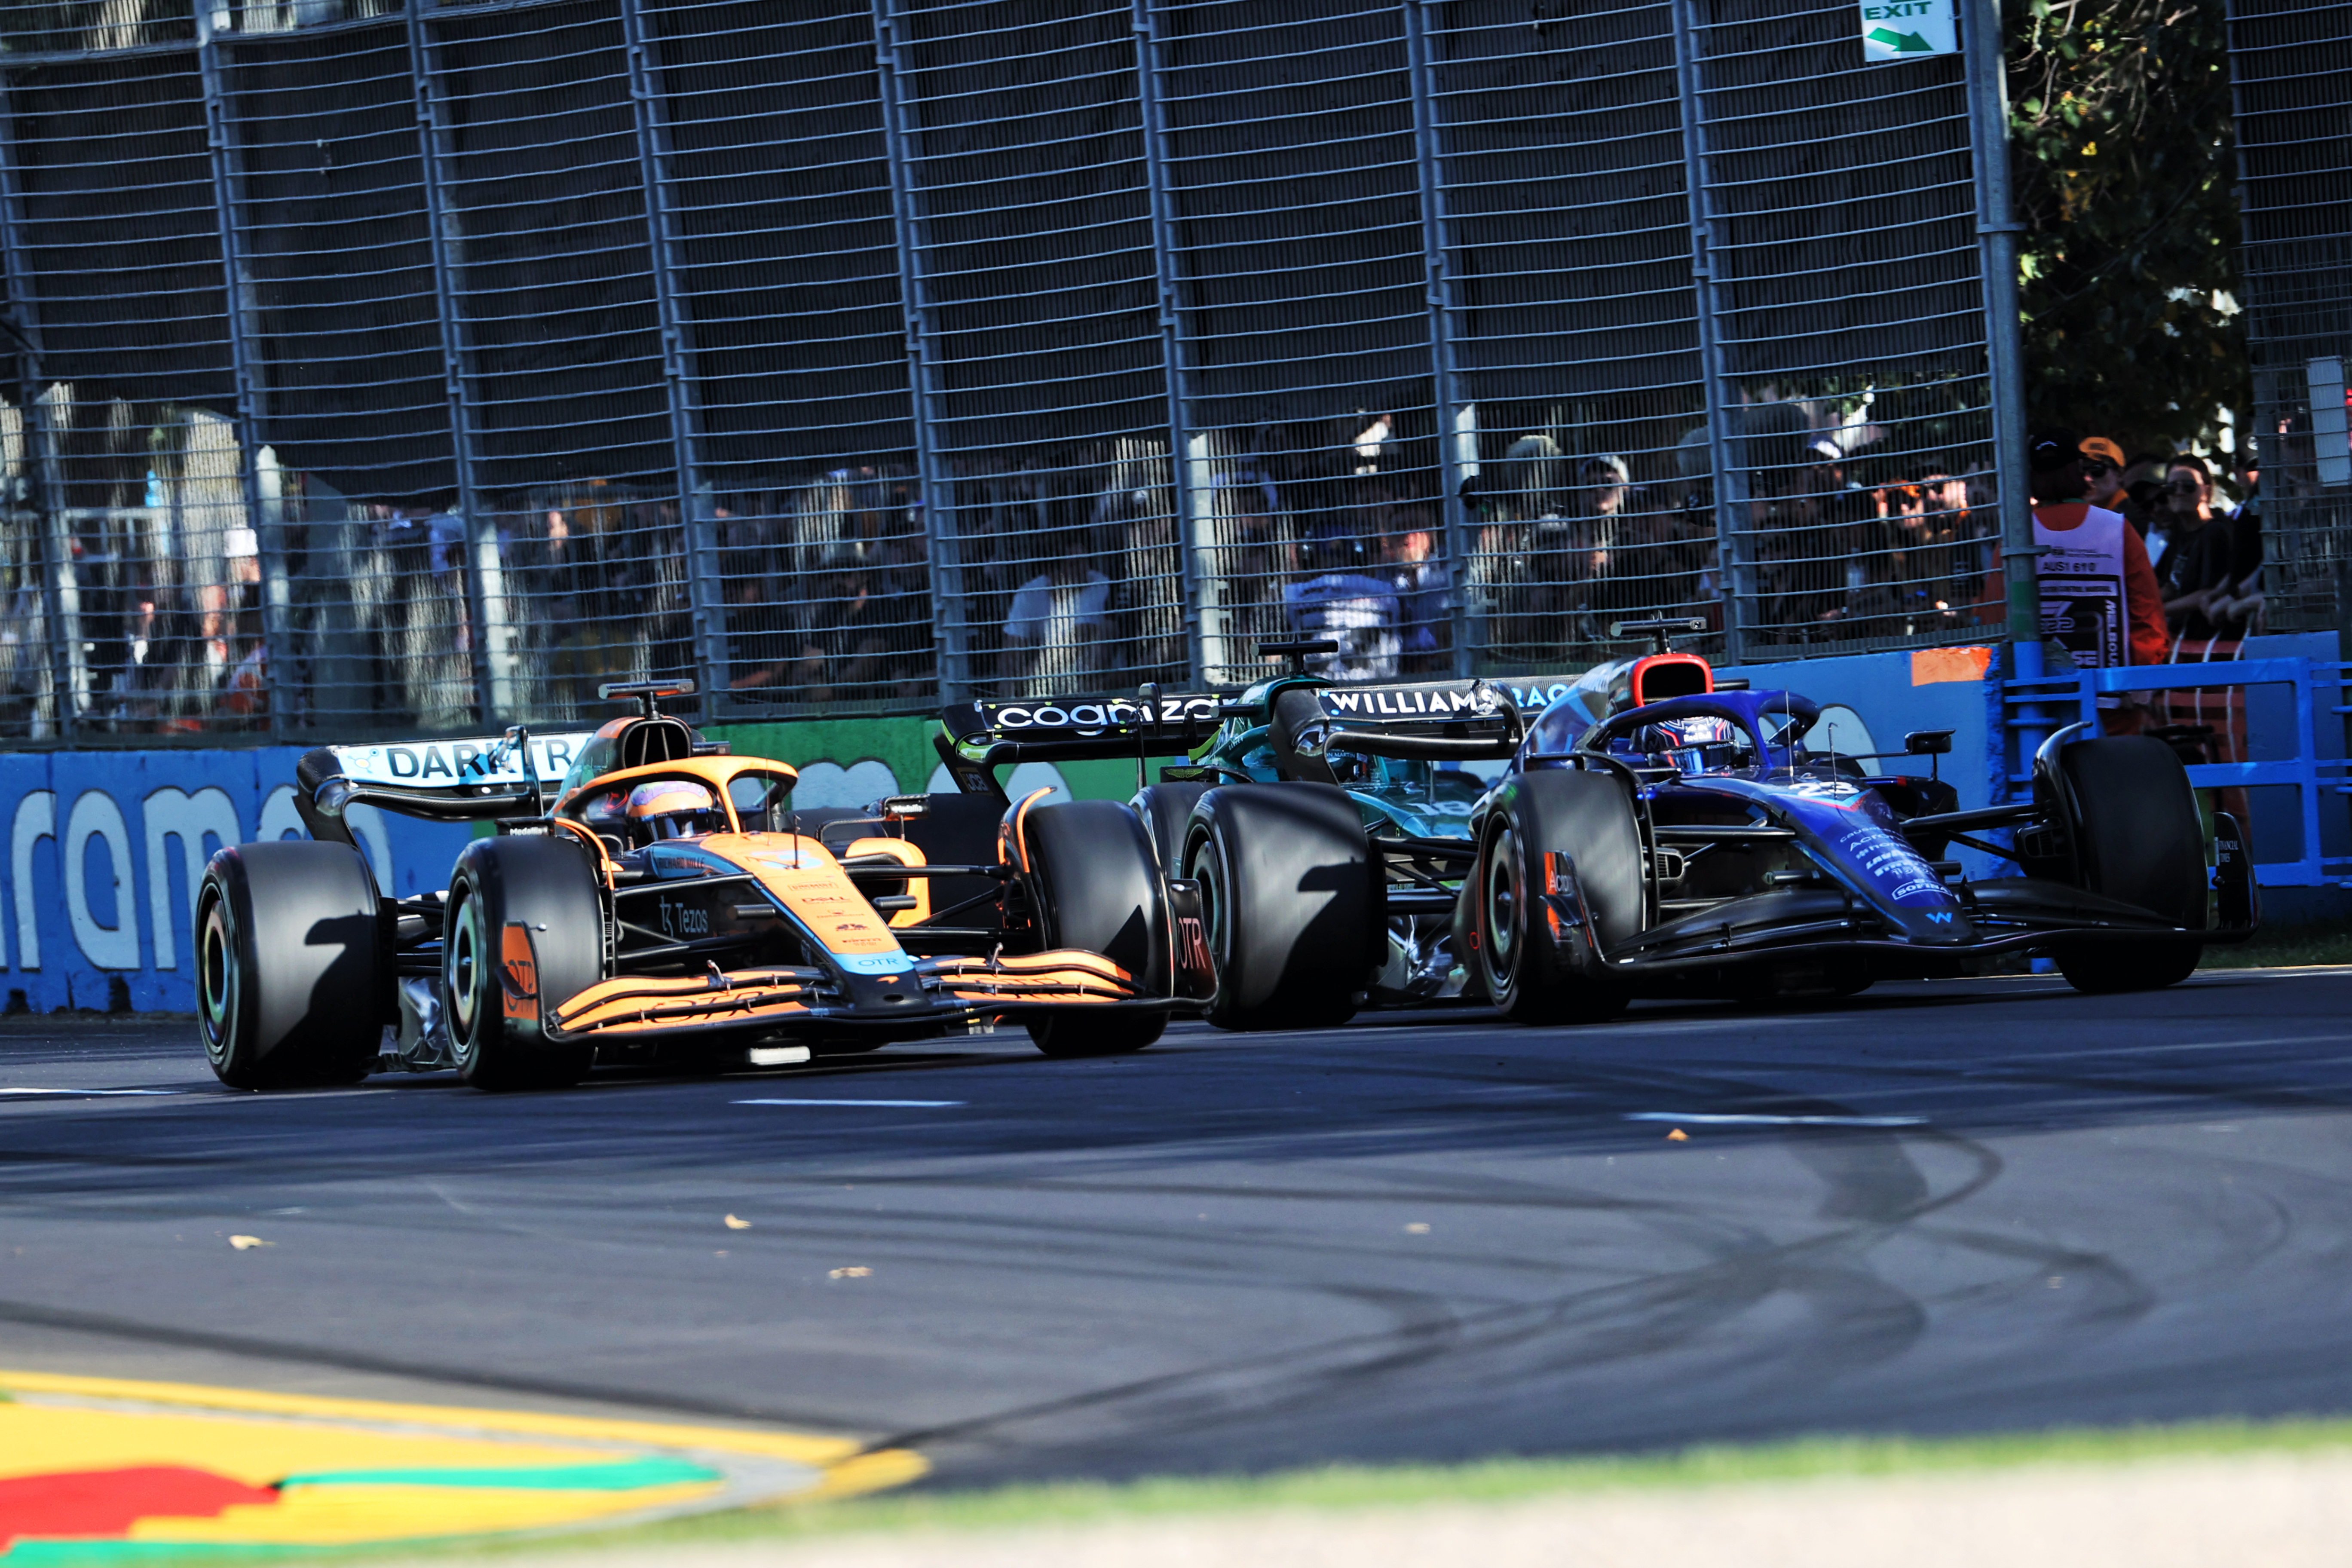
1979;429;2165;733
792;564;922;708
1834;474;1963;639
1283;527;1400;680
2117;453;2169;546
220;604;267;729
1525;454;1626;646
723;576;799;695
1381;505;1447;673
2208;450;2265;631
2155;455;2235;639
1004;555;1112;690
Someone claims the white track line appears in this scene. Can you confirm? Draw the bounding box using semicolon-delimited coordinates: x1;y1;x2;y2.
732;1097;965;1108
1624;1111;1926;1127
0;1087;180;1097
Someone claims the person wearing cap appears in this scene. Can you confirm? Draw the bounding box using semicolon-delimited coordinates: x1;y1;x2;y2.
2078;436;2128;511
1980;429;2167;728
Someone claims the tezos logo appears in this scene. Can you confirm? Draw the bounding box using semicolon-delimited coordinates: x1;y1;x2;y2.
658;898;710;938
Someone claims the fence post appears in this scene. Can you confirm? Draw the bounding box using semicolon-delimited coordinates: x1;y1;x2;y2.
0;77;71;741
1130;0;1207;687
195;9;291;741
407;0;513;726
618;0;724;715
1963;0;2040;690
870;0;967;704
1401;0;1475;678
1669;0;1750;666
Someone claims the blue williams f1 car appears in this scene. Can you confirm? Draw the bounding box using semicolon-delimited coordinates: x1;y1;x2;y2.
1456;620;2258;1021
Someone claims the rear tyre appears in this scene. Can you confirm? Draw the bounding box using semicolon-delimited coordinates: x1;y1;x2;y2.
444;838;605;1090
1473;770;1639;1026
2046;735;2206;994
1130;782;1209;875
1183;784;1378;1031
1019;800;1168;1057
197;842;386;1090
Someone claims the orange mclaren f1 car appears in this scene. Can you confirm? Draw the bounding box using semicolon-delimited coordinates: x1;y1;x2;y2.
196;683;1193;1090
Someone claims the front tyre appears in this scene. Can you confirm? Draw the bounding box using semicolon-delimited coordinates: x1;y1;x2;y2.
1019;800;1169;1058
1473;770;1638;1026
2045;735;2207;994
444;838;606;1090
197;842;386;1090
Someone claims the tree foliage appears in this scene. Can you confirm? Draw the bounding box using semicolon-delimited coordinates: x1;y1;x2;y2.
2004;0;2246;465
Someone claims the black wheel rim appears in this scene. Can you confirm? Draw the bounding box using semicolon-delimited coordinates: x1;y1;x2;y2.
1189;838;1229;1004
1485;826;1522;987
197;891;236;1068
447;891;484;1061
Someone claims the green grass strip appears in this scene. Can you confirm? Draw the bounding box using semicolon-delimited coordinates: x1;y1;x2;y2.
2199;925;2352;970
26;1417;2352;1568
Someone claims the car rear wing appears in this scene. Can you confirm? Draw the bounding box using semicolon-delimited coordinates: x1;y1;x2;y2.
291;727;599;842
1307;678;1525;760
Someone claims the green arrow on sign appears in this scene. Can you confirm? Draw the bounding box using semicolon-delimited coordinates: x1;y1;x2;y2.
1867;25;1935;52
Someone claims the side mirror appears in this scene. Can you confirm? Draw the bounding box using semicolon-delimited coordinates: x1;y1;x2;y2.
1904;729;1954;756
880;795;931;820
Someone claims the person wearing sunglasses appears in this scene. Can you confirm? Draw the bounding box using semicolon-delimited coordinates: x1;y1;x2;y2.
2078;436;2128;511
2157;455;2234;639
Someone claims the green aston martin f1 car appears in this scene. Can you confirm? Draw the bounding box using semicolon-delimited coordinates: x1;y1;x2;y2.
936;641;1533;1030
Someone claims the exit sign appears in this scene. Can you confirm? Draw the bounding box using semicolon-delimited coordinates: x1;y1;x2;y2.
1861;0;1958;62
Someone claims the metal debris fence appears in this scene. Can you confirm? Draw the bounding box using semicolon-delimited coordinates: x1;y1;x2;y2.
2227;0;2352;638
0;0;2032;741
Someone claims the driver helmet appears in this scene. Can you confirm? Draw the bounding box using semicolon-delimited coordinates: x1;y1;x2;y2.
1662;716;1735;748
1635;715;1737;773
626;780;720;841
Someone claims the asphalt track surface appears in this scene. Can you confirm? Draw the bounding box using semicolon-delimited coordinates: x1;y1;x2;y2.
5;970;2352;1489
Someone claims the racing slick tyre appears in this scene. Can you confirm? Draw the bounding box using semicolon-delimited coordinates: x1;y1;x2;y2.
444;837;606;1090
1471;770;1638;1026
2046;735;2206;994
1130;782;1209;876
1183;784;1379;1032
1020;800;1170;1057
196;841;387;1090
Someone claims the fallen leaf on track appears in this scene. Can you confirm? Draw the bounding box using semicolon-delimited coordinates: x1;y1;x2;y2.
723;1214;751;1230
228;1235;271;1250
829;1265;871;1280
1404;1222;1430;1234
1665;1129;1689;1142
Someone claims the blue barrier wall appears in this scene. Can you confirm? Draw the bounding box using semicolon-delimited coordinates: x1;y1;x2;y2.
0;748;474;1013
